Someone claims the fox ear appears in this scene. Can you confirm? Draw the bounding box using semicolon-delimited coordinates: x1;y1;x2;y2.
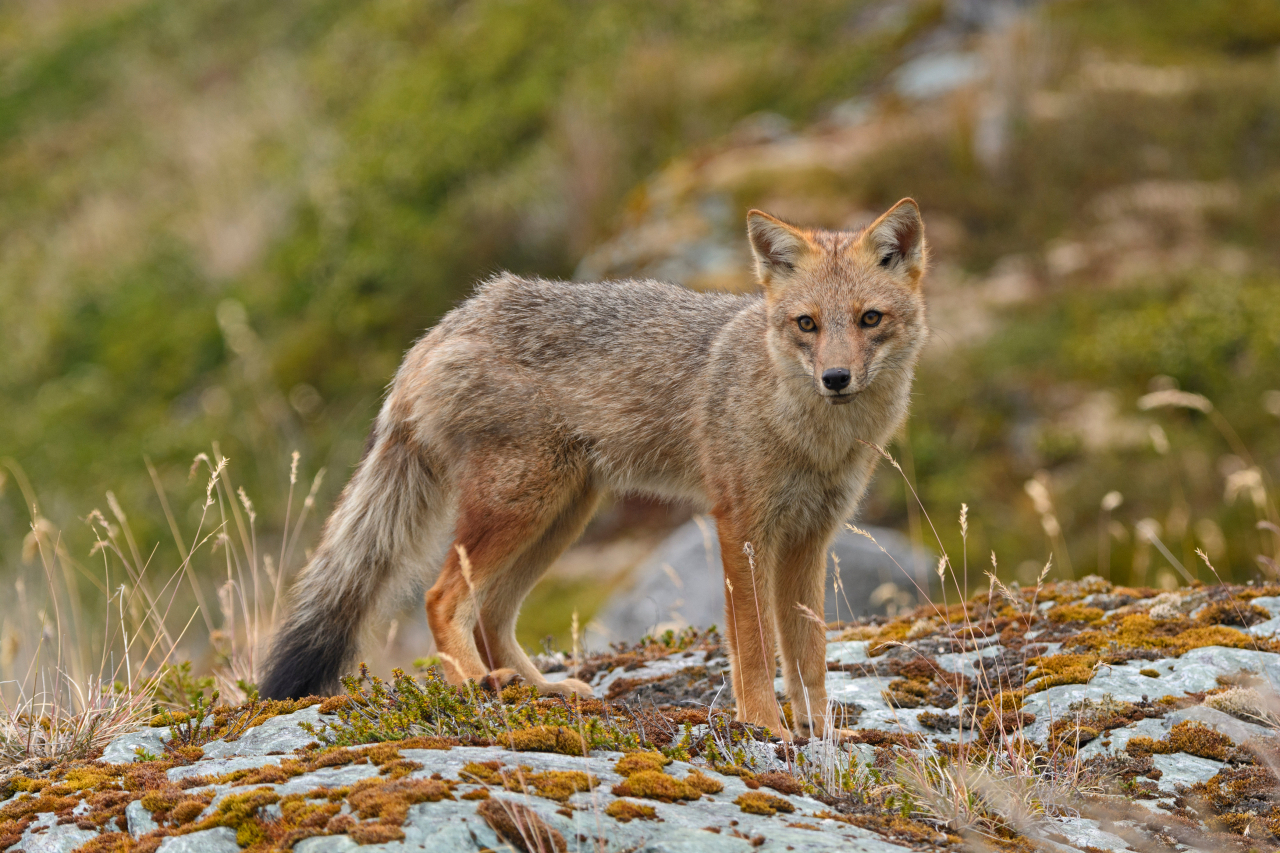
747;210;811;288
863;198;926;283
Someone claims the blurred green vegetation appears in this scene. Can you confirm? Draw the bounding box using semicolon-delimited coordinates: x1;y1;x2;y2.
0;0;918;561
843;0;1280;588
2;0;1280;657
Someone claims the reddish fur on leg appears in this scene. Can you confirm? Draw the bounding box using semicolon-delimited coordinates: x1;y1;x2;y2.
715;511;784;735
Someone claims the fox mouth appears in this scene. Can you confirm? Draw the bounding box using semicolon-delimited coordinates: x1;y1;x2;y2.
824;392;857;405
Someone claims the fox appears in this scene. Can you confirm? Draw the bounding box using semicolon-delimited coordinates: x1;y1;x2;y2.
259;198;929;739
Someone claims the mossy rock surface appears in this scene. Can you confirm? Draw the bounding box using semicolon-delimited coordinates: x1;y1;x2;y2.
6;587;1280;852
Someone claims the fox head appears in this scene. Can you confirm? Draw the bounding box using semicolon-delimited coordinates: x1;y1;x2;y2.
746;199;928;405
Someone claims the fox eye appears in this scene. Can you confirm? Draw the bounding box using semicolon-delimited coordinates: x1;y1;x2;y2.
796;315;817;332
860;310;883;328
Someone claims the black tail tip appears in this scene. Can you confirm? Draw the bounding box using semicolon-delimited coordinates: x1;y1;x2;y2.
259;624;353;700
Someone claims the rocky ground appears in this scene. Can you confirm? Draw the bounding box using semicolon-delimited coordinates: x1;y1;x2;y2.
6;578;1280;852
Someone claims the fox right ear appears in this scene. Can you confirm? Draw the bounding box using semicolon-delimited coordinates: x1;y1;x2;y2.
747;210;810;288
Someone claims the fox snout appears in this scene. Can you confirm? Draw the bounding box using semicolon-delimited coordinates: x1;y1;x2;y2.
818;364;859;404
821;368;851;391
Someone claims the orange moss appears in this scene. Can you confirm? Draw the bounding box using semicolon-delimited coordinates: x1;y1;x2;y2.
735;791;795;816
378;759;424;779
514;769;597;803
458;761;595;802
502;725;587;756
754;771;803;795
842;730;922;748
348;776;454;822
883;678;932;708
614;751;672;776
1047;604;1105;624
477;798;566;853
1025;654;1099;692
1127;721;1235;761
1196;601;1271;627
349;823;406;844
605;799;659;822
1072;614;1252;656
1174;625;1254;651
460;761;504;785
684;770;725;796
610;770;700;803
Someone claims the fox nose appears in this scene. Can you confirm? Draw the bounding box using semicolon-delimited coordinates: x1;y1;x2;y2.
821;368;851;391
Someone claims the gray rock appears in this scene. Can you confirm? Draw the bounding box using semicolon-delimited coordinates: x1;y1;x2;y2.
894;52;984;99
100;725;168;764
827;640;872;666
157;826;240;853
1249;598;1280;636
17;812;99;853
1150;753;1224;794
825;674;898;714
1077;716;1166;761
589;519;933;648
1165;705;1277;744
1023;646;1280;742
200;706;321;758
394;800;504;851
588;648;732;707
295;836;359;853
1250;616;1280;636
275;763;381;795
935;643;1005;676
126;798;159;837
1042;816;1131;852
166;754;284;782
1249;596;1280;617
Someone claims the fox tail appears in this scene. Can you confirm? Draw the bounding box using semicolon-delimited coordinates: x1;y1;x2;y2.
259;423;441;699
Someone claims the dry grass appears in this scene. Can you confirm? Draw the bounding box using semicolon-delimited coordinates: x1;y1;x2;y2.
0;449;322;766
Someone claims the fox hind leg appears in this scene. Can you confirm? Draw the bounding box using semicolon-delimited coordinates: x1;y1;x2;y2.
424;446;591;694
474;484;601;698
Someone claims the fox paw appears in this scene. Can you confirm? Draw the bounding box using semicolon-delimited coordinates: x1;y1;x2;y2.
790;722;860;743
478;668;523;693
536;677;595;699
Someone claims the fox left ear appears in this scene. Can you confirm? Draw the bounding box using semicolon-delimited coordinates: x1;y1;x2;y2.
864;198;927;284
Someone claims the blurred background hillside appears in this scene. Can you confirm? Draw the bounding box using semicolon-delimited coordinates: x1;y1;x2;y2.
2;0;1280;669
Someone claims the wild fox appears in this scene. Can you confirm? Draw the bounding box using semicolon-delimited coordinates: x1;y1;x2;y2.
261;199;929;738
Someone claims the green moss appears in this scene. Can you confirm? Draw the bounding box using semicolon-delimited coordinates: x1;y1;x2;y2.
302;667;640;753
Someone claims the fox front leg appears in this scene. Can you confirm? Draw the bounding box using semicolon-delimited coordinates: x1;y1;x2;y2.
773;534;847;740
715;513;788;737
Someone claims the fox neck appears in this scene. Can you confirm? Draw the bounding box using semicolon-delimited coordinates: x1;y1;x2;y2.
768;355;915;473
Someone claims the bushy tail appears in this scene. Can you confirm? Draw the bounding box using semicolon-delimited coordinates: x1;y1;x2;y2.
260;424;440;699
